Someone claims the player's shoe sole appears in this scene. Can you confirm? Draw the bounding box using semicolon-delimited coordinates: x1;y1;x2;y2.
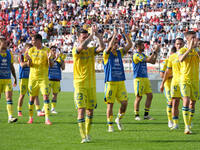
27;118;33;124
45;120;52;125
135;116;141;121
51;110;58;114
37;112;45;117
184;128;192;134
144;115;155;120
81;138;88;144
8;117;18;123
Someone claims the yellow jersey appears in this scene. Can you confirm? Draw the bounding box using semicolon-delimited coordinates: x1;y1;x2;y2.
28;46;50;80
72;46;96;88
178;47;199;82
160;58;172;86
167;53;180;84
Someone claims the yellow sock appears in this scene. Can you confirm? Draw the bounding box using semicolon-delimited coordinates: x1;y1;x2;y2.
35;105;41;112
182;106;189;127
107;116;113;126
172;116;179;125
44;100;50;118
117;113;125;120
167;105;172;121
29;101;34;117
51;100;57;110
188;109;195;126
18;106;22;112
7;100;13;116
85;115;93;136
134;110;139;116
78;118;86;139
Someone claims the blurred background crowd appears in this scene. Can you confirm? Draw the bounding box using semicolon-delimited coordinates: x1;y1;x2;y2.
0;0;199;60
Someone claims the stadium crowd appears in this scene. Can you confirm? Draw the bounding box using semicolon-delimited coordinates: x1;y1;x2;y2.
0;0;199;58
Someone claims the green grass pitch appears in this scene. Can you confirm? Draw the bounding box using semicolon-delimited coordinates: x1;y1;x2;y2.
0;91;200;150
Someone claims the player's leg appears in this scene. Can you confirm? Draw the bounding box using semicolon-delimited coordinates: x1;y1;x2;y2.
180;83;191;134
104;82;115;131
85;87;97;141
78;108;86;143
166;100;173;128
17;79;28;116
164;84;173;127
34;96;45;116
115;81;128;130
85;109;94;141
134;78;143;120
107;103;114;132
182;96;190;134
51;93;58;113
144;93;154;120
188;100;196;128
51;81;60;114
144;78;154;120
188;81;199;128
5;82;17;123
40;79;51;124
171;97;180;129
134;96;142;120
27;96;36;124
27;80;39;124
74;87;87;143
17;94;25;116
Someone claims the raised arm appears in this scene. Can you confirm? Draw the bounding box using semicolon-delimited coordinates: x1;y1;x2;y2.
48;51;54;68
179;39;195;62
105;28;117;54
121;25;133;54
146;44;160;64
94;26;105;53
76;26;95;53
24;52;32;67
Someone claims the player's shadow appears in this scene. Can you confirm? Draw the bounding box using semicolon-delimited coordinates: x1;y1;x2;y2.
146;139;199;142
93;121;167;125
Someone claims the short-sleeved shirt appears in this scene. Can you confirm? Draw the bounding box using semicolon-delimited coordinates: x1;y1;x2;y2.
72;46;97;88
28;46;50;80
178;47;199;82
160;58;172;87
167;53;180;84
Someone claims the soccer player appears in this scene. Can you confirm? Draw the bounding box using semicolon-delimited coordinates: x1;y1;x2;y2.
0;35;18;123
26;34;53;125
17;43;44;117
73;26;105;143
178;31;199;134
103;27;132;132
133;40;159;120
48;46;65;114
160;48;174;128
160;38;184;130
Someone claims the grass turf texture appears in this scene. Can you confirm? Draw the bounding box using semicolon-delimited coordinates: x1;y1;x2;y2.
0;91;200;150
